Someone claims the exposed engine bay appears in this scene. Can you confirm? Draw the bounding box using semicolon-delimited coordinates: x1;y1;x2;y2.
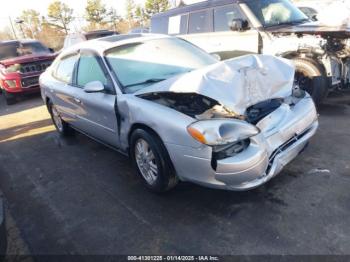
138;92;240;119
267;28;350;88
138;92;294;125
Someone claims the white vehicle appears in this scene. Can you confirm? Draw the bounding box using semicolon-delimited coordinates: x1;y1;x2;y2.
63;30;117;49
151;0;350;104
295;0;350;26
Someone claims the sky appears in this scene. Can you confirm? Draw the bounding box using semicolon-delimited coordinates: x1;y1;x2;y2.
0;0;202;19
0;0;203;31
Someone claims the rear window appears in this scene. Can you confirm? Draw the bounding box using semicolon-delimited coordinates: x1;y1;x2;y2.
0;41;50;60
188;10;213;34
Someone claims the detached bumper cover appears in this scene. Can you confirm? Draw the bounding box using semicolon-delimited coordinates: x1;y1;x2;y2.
215;121;318;190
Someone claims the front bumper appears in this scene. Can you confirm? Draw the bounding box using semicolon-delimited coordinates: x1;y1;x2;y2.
1;74;41;94
166;96;318;191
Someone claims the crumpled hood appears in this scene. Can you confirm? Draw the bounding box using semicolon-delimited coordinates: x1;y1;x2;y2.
135;55;295;115
266;21;350;39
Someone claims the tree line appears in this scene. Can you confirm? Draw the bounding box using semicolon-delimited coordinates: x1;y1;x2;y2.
0;0;173;50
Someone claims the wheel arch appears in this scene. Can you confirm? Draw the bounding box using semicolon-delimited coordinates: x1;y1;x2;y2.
128;123;164;150
127;122;177;176
280;51;327;74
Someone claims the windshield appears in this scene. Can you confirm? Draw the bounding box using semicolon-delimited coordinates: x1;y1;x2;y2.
0;41;50;60
105;37;217;93
244;0;309;27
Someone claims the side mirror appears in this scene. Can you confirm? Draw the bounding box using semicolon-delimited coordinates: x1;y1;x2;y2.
230;18;249;32
48;48;55;53
84;81;105;93
311;15;318;21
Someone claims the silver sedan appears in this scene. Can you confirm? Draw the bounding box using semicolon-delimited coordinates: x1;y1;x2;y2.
40;34;318;192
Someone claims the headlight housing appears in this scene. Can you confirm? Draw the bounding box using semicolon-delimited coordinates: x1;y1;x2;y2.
187;119;260;146
4;64;21;73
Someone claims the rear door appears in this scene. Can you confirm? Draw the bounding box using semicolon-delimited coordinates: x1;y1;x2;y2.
174;4;260;60
49;53;80;125
72;50;120;147
179;9;213;53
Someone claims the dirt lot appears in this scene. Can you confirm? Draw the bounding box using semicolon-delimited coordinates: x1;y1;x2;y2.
0;92;349;256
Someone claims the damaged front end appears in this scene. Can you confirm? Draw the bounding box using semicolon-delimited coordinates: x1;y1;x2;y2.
135;55;318;190
264;23;350;88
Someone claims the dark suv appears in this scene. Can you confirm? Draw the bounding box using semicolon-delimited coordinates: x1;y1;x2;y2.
0;40;56;105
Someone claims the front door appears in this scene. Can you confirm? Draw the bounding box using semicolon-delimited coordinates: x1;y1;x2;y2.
72;50;120;148
181;4;260;60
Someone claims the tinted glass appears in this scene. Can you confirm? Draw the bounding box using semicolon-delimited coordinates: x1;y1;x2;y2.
214;5;243;32
188;10;212;34
0;41;49;60
54;54;79;83
180;14;189;34
77;53;108;87
151;16;169;34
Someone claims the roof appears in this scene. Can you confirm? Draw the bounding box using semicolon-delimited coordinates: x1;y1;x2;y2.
60;33;171;56
152;0;241;18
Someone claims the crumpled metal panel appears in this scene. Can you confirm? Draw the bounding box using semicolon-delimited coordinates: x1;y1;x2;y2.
135;55;295;115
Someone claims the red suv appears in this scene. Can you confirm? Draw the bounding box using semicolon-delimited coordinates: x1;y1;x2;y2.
0;40;56;105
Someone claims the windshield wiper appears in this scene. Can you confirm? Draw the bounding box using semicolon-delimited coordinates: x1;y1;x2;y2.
124;78;166;88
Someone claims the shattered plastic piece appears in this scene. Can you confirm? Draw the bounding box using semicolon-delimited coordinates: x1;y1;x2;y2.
136;55;295;115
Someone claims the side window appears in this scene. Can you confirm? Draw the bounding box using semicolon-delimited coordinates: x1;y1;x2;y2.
76;53;109;88
168;14;188;35
214;4;244;32
180;14;189;34
53;54;79;83
188;10;212;34
151;16;169;34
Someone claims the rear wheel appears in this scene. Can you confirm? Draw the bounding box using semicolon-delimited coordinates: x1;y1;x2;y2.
48;101;74;136
293;58;329;105
130;129;178;193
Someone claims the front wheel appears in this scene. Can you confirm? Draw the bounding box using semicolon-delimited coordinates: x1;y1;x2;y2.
130;129;178;193
293;58;329;105
3;90;16;105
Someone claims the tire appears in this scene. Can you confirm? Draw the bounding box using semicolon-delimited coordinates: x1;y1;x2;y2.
48;101;74;137
130;129;178;193
293;58;329;105
3;90;16;105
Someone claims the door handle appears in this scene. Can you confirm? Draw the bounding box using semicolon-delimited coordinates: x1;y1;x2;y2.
74;97;81;104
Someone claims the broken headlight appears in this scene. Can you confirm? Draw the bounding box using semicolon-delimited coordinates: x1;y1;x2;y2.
187;119;260;146
212;139;250;160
